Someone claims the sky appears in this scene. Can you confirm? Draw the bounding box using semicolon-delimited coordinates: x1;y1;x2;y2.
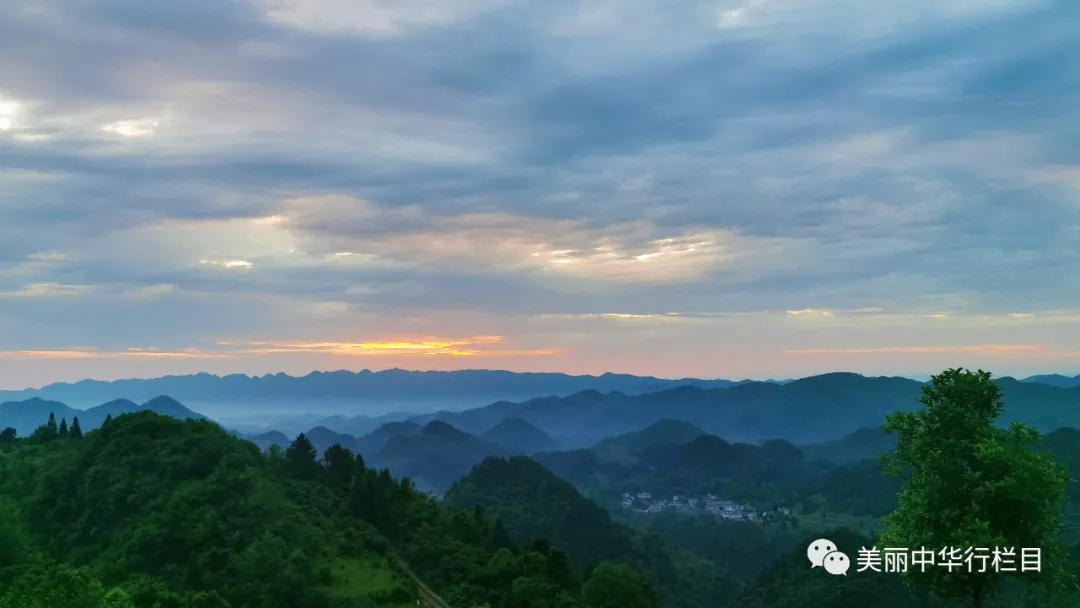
1;0;1079;390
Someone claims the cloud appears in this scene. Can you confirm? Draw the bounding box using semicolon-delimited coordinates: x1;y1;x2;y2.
0;0;1078;386
0;348;228;360
3;335;562;361
786;309;833;317
218;335;561;357
266;195;798;284
0;283;97;298
0;97;18;130
784;344;1080;359
101;118;160;137
256;0;507;36
200;259;255;270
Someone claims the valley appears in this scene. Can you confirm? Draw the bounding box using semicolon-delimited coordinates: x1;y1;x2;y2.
4;369;1080;606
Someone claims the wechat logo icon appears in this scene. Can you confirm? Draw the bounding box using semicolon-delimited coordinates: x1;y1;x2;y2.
807;538;850;576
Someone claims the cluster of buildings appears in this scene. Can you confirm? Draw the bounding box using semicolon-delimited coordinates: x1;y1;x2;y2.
620;491;791;521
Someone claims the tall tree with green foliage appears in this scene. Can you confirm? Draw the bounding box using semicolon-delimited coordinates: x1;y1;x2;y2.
878;368;1074;607
284;433;320;479
0;427;15;443
322;444;357;490
30;413;59;442
58;418;69;438
70;417;83;440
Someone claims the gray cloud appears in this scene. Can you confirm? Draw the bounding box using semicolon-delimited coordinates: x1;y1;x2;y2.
1;0;1078;384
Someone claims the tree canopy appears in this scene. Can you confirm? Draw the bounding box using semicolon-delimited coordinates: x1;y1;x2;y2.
879;368;1074;607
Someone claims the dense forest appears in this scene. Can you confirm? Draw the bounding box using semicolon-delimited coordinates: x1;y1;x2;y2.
0;412;659;607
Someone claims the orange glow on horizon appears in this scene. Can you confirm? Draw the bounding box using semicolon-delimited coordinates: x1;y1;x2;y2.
1;335;562;361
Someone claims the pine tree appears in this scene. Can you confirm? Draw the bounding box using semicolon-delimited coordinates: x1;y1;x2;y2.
104;413;114;425
70;417;83;439
284;433;320;479
322;444;356;489
58;418;69;438
30;412;61;442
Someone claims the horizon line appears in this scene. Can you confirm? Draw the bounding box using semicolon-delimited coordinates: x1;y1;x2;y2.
1;366;1073;394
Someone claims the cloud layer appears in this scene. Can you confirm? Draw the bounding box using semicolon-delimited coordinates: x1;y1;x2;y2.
1;0;1078;387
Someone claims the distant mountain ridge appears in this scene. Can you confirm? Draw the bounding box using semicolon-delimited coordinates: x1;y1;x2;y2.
0;369;757;411
411;373;1080;446
1023;373;1080;388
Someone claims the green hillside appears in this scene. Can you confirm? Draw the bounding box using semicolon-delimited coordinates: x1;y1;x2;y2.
0;411;658;608
443;456;737;608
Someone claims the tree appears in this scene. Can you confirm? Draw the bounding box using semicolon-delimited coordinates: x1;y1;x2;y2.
0;427;15;443
70;417;83;440
878;368;1073;607
284;433;320;479
323;444;358;490
31;413;59;442
580;562;658;608
58;418;69;438
103;414;114;425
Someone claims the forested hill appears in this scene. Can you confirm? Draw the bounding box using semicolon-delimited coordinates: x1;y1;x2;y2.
444;456;740;608
0;411;663;607
445;456;652;569
0;396;205;436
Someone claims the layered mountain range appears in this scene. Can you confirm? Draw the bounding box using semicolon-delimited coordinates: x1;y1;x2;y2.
6;370;1080;496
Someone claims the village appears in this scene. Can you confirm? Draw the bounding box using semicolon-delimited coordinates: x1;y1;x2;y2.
620;491;792;521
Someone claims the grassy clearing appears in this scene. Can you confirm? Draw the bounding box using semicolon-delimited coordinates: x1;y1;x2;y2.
321;555;416;607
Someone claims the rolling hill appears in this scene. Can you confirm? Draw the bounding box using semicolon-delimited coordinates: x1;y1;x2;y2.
240;429;291;451
593;420;707;454
532;422;837;506
0;396;207;436
413;373;1080;446
365;421;516;494
236;418;512;494
444;455;739;607
798;426;895;465
479;417;560;453
1;410;671;607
